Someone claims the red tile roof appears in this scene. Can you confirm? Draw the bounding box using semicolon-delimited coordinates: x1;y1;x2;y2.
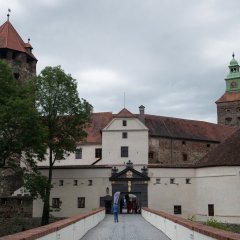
115;108;136;118
82;112;113;143
82;111;235;144
144;114;236;142
0;20;37;60
195;128;240;167
216;92;240;103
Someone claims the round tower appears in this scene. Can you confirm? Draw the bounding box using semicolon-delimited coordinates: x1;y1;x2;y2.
0;15;37;84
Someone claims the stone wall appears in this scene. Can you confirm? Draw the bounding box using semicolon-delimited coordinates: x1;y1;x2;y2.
0;168;23;196
217;101;240;127
0;196;32;218
149;137;217;164
0;49;36;84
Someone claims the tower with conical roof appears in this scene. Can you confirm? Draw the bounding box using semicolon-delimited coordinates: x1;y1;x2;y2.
0;15;37;84
216;54;240;127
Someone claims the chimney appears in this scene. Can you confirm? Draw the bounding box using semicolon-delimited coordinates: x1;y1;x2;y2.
139;105;145;123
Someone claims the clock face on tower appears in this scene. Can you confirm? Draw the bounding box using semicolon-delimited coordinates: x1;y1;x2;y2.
230;81;238;88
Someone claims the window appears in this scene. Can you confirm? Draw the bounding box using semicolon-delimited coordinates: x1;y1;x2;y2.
95;148;102;158
186;178;191;184
88;180;93;186
121;146;128;157
73;180;78;186
207;144;210;148
59;180;64;186
123;120;127;126
122;132;128;139
75;148;82;159
78;197;85;208
148;151;154;159
170;178;175;184
208;204;214;216
182;153;188;161
156;178;161;184
174;205;182;214
182;141;186;145
225;108;231;112
225;117;232;125
52;198;60;208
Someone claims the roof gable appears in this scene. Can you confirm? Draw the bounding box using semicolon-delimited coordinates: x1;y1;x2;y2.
116;108;136;118
109;165;150;181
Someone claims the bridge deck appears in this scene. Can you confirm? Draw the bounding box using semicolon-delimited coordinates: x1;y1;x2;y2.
81;214;170;240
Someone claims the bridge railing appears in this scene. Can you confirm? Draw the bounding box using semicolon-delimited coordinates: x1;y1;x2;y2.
142;207;240;240
0;208;105;240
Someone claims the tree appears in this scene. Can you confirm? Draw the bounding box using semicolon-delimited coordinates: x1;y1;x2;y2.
34;66;92;225
0;60;45;170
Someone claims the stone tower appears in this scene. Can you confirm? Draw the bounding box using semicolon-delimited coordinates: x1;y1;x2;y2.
216;54;240;127
0;16;37;84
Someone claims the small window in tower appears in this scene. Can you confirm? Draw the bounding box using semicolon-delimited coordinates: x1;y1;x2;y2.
207;144;210;148
182;153;188;161
0;49;7;58
225;108;231;112
182;141;186;145
123;120;127;126
225;117;232;125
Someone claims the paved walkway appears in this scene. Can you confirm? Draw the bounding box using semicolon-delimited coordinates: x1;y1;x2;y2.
81;214;171;240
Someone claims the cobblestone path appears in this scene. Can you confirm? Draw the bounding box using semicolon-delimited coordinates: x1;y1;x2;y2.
81;214;171;240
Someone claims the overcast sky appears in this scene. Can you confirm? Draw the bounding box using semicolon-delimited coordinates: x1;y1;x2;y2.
1;0;240;123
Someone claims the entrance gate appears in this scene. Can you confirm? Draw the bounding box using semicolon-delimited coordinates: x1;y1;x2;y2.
109;161;150;212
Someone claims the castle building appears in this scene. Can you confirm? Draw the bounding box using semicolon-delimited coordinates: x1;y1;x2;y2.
0;16;37;84
1;18;240;225
216;54;240;127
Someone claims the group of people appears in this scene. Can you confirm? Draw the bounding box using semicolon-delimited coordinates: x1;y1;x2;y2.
112;194;141;223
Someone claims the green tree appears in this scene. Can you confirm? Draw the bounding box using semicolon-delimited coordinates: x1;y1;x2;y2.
0;60;45;169
35;66;92;225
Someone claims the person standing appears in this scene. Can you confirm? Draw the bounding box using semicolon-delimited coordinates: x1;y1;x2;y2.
112;203;119;223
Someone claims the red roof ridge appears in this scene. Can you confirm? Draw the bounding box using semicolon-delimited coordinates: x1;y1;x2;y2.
116;108;136;118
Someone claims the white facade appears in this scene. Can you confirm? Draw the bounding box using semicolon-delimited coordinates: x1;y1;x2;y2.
34;165;240;224
37;144;101;166
101;117;148;165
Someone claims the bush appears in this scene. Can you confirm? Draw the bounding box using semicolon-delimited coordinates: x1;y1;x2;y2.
206;218;231;231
